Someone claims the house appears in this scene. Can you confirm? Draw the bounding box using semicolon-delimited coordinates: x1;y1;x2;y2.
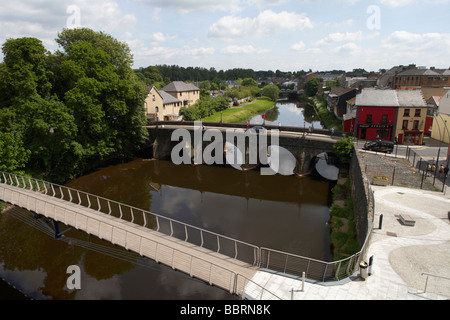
326;87;358;119
394;90;428;145
354;88;427;145
392;65;450;89
144;81;200;121
145;86;183;121
161;81;201;107
430;89;450;144
343;97;356;133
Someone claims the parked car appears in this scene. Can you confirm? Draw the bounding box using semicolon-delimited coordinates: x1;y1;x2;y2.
246;126;267;134
363;140;394;153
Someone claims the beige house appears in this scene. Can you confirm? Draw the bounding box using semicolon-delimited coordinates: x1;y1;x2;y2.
144;86;183;121
161;81;200;108
145;81;200;121
394;91;428;145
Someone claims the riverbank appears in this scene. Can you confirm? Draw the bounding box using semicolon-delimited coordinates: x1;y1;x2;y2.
202;97;276;123
309;96;343;131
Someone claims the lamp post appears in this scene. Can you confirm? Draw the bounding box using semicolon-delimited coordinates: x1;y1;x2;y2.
432;117;442;185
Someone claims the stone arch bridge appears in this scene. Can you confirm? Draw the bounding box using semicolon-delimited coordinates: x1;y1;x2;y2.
145;122;338;176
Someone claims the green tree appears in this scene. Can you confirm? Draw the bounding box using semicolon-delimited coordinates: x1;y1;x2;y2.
0;131;30;173
261;84;280;101
54;29;148;164
0;29;148;182
334;135;356;162
305;77;323;97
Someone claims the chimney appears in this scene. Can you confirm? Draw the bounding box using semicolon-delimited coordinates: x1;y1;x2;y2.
430;67;435;70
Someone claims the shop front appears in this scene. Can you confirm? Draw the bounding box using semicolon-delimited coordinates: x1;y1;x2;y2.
358;123;394;141
398;131;423;145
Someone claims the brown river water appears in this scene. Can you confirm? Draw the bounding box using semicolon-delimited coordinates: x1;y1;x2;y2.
0;158;332;299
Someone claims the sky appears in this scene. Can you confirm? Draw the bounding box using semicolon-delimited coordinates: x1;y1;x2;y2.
0;0;449;73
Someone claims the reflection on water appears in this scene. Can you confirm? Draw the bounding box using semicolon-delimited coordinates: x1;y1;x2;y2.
0;158;332;299
249;101;322;128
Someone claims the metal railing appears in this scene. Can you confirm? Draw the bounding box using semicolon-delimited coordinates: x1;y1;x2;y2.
0;204;282;300
0;171;259;267
260;221;373;282
0;171;373;283
421;273;450;295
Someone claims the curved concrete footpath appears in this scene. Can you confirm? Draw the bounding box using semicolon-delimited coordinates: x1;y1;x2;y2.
245;186;450;300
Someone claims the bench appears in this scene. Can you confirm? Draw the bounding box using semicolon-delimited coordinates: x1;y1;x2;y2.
399;214;416;226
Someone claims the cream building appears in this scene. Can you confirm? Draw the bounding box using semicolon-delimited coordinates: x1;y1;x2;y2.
161;81;200;108
144;81;200;121
431;89;450;144
144;86;182;121
394;90;428;145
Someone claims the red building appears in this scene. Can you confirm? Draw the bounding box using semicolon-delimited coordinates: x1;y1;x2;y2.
353;88;428;143
356;105;397;140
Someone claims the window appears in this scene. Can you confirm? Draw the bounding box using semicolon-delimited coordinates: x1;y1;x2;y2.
402;120;408;130
377;129;389;138
404;109;410;117
155;106;159;112
381;114;388;124
366;114;372;124
414;109;421;117
152;95;155;101
413;120;419;130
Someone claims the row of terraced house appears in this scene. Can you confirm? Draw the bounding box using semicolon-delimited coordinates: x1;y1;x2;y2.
324;64;450;146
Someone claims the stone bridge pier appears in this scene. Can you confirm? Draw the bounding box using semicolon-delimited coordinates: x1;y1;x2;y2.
145;125;337;176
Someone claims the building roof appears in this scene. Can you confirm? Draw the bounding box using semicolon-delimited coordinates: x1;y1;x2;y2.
159;90;180;105
356;88;427;107
150;86;181;105
162;81;199;92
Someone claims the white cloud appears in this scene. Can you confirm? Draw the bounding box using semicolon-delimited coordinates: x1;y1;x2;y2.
221;45;270;55
290;41;305;51
0;0;137;52
208;10;313;41
331;42;362;55
137;0;243;14
379;30;450;68
151;32;177;42
314;31;379;46
379;0;450;7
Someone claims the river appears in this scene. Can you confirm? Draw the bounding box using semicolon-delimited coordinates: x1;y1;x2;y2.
0;157;332;300
249;100;322;128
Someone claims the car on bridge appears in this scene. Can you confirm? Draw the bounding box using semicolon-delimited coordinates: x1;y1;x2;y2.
363;140;394;154
246;126;267;134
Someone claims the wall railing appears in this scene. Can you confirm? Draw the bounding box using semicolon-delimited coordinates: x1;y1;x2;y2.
1;171;373;283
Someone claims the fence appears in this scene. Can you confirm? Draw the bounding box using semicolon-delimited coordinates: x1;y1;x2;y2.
405;147;449;192
0;170;373;283
0;171;259;267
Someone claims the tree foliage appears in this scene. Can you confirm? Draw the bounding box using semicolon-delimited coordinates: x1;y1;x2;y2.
305;77;323;97
334;135;356;161
261;84;280;101
0;28;148;182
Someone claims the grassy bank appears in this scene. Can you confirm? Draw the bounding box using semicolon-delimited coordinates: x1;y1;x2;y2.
329;177;359;261
311;97;343;131
202;97;276;123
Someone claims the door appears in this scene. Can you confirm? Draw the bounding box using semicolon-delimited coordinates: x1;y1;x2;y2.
360;128;367;140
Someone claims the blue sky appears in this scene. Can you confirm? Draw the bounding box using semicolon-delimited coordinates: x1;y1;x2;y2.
1;0;449;72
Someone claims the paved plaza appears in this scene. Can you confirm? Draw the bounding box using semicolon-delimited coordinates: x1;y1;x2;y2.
247;185;450;300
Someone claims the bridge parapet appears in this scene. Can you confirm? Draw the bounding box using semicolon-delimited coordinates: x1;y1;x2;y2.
146;124;338;175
